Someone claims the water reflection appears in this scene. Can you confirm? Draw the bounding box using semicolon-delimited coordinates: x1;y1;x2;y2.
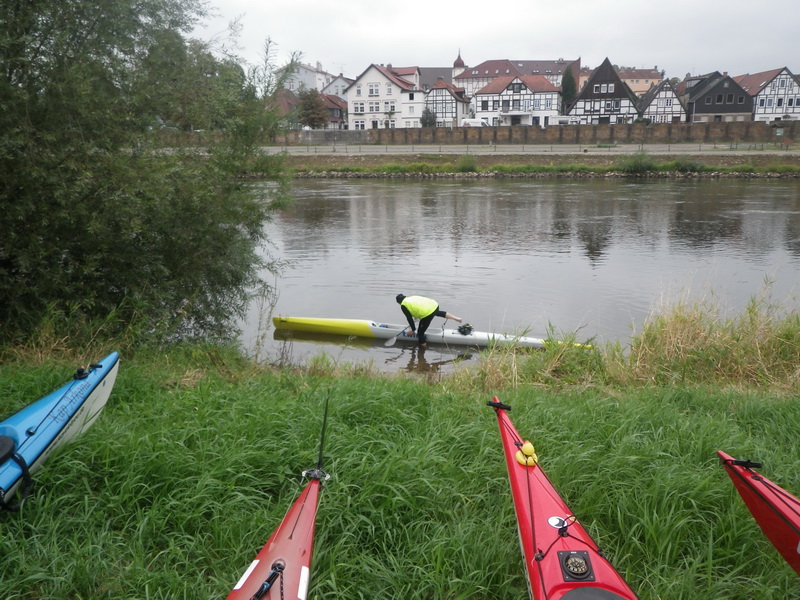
244;178;800;373
271;328;476;375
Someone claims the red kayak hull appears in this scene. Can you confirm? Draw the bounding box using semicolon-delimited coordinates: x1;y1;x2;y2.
227;479;322;600
718;450;800;576
489;398;638;600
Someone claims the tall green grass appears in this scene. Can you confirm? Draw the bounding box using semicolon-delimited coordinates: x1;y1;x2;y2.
2;332;800;598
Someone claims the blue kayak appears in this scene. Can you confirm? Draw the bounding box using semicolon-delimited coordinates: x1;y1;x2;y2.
0;352;120;510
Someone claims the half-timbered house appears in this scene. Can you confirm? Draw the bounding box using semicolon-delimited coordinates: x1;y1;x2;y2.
566;58;640;124
424;80;471;127
637;79;687;123
473;75;560;126
734;67;800;122
454;58;579;109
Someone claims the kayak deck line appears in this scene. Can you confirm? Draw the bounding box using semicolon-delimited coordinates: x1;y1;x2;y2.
0;352;120;511
487;397;638;600
718;451;800;576
226;398;331;600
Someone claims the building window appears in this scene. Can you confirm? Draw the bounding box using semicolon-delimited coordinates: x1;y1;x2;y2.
789;98;794;107
481;100;489;110
777;98;784;107
737;96;744;104
601;84;608;93
759;98;766;107
386;83;392;95
356;85;362;96
353;102;365;114
608;83;615;92
726;93;733;103
593;84;600;93
705;97;712;105
409;93;415;100
368;83;379;96
511;83;523;93
716;94;723;103
368;101;380;112
384;101;396;112
354;120;365;129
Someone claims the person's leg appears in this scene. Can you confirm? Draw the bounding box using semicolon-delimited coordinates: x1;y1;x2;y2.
436;308;462;323
417;313;435;345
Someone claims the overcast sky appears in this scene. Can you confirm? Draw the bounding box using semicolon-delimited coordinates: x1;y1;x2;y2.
193;0;799;80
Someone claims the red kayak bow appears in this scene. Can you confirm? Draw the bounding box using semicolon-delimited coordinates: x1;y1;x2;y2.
718;450;800;576
488;397;638;600
227;401;330;600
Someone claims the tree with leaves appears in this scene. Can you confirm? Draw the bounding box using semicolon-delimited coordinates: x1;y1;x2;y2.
0;0;297;343
297;88;329;129
420;107;437;127
560;66;577;114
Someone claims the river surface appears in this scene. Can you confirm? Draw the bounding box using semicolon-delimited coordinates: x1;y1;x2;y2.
240;178;800;374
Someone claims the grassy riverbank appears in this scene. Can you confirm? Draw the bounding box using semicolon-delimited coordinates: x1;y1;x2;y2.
1;297;799;599
284;149;800;177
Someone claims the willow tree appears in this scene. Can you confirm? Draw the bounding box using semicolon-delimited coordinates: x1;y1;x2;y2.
0;0;296;343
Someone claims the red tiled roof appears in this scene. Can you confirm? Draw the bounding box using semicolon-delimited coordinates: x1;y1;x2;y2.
373;64;418;90
475;74;559;95
733;68;784;94
455;59;578;80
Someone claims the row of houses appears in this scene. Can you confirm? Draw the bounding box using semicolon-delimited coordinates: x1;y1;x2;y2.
279;55;800;130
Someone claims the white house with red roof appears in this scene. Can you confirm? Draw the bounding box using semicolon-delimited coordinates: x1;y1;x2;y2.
474;75;561;126
734;67;800;122
345;64;426;129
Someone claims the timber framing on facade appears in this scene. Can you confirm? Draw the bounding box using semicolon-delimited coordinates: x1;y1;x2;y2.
298;52;797;129
638;79;687;124
734;67;800;123
567;58;640;124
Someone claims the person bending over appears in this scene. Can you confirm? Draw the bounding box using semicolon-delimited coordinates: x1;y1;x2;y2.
395;294;462;347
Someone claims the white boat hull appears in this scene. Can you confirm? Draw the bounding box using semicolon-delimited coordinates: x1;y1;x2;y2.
273;317;546;349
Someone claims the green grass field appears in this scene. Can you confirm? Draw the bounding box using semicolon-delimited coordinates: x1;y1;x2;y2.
1;297;799;599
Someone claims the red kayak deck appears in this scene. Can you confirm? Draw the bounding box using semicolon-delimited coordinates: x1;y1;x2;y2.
718;450;800;576
227;473;325;600
488;398;638;600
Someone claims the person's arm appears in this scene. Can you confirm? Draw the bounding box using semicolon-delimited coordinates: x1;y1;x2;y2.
401;305;416;331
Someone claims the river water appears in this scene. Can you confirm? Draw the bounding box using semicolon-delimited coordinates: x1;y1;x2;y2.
240;178;800;374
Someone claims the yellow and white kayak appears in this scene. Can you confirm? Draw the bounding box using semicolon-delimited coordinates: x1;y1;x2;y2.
272;316;547;349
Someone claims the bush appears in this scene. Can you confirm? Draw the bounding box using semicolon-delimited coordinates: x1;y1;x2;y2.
616;152;658;174
454;154;478;173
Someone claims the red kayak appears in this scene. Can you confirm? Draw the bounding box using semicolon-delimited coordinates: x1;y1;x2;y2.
488;398;638;600
227;402;330;600
718;450;800;576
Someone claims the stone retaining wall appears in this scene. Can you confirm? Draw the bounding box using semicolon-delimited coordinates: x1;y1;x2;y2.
283;121;797;146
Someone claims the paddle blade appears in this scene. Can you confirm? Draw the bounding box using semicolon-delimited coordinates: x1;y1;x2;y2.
384;328;407;346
